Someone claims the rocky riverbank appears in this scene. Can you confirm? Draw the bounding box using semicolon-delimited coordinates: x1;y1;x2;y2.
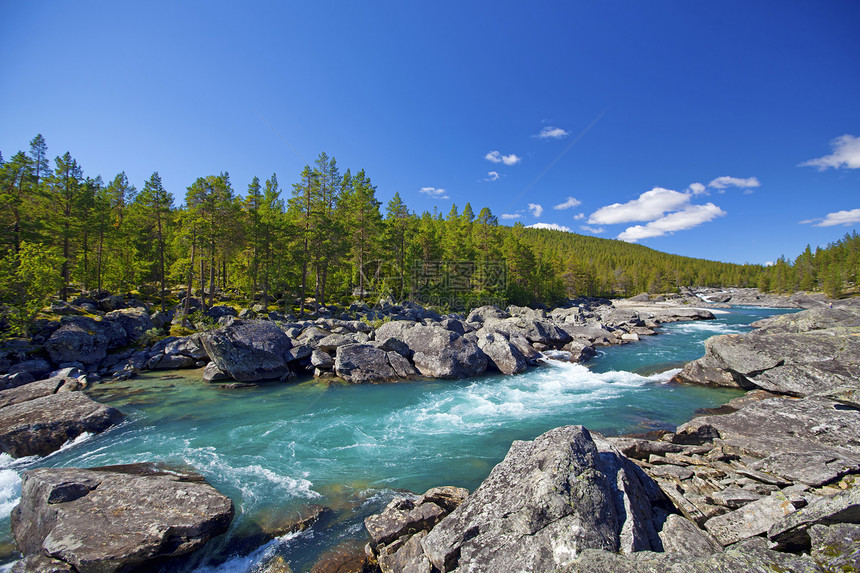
363;300;860;572
0;292;724;461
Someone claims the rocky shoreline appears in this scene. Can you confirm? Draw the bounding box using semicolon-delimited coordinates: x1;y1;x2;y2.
363;300;860;573
3;289;854;571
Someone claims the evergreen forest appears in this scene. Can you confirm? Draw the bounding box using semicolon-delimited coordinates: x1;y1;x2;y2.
1;135;857;335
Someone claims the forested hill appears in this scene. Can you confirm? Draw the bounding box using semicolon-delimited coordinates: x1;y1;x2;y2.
0;135;856;334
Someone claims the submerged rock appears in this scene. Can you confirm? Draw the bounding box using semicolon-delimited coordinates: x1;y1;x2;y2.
11;463;234;572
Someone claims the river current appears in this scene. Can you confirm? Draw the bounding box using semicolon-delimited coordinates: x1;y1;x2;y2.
0;305;794;571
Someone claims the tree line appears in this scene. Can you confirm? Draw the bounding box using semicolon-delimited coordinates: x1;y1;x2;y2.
0;135;856;334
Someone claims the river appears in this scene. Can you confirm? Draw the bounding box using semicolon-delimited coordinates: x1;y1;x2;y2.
0;305;794;571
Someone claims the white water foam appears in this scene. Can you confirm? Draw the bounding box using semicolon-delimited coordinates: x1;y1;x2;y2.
388;360;653;436
191;530;307;573
667;321;743;336
0;452;41;520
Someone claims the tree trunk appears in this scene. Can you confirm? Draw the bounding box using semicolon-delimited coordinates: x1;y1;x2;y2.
182;239;195;328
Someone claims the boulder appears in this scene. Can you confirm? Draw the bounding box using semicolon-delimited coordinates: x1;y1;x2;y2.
420;426;664;572
406;326;487;379
657;513;722;557
0;370;85;409
475;330;527;375
200;320;293;382
103;307;154;344
0;392;124;458
466;305;510;324
808;523;860;572
45;319;110;366
8;358;53;380
335;344;398;383
11;463;234;572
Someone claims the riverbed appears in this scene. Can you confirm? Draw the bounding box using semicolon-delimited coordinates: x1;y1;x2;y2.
0;305;794;571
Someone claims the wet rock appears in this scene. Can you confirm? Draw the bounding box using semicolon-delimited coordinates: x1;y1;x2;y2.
387;351;418;378
0;392;123;458
311;349;335;370
201;320;294;382
202;362;230;382
11;463;234;572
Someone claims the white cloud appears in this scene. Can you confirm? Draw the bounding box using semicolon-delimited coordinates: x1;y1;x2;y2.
588;187;691;225
535;126;569;139
484;171;500;182
528;203;543;217
501;212;522;220
553;196;582;210
485;150;522;165
800;134;860;170
806;208;860;227
527;222;571;232
580;225;605;234
574;213;586;220
617;203;726;242
688;182;707;195
708;176;761;190
764;261;775;267
419;187;449;199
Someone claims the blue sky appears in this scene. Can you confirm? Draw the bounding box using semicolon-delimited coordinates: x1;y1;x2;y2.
1;1;858;265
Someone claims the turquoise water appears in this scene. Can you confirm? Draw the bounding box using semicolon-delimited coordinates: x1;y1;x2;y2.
0;305;794;571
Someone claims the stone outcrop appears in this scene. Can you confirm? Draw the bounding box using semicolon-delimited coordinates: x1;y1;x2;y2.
0;369;123;458
377;426;668;573
201;319;294;382
674;304;860;399
334;344;399;383
11;463;234;572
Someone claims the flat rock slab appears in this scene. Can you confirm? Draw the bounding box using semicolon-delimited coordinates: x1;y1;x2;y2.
11;464;234;573
768;486;860;551
0;392;124;458
703;492;795;546
675;396;860;485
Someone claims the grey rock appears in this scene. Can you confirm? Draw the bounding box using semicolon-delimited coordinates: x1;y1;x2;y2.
103;307;154;343
466;305;510;324
768;486;860;551
483;316;572;348
310;349;335;370
378;530;432;573
8;358;53;380
475;330;527;375
317;333;360;353
151;354;197;370
164;334;208;360
335;344;398;383
0;371;83;409
657;513;722;557
201;320;293;382
366;496;446;548
710;487;764;509
603;437;686;460
387;351;418;378
202;362;230;382
394;325;487;379
703;492;795;546
205;305;238;319
0;392;123;458
809;523;860;572
0;371;35;390
11;464;233;573
45;319;109;366
649;464;695;481
674;396;860;485
420;426;662;573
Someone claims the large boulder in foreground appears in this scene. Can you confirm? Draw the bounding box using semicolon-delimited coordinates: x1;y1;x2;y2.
201;319;293;382
0;392;124;458
11;463;234;573
419;425;664;572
